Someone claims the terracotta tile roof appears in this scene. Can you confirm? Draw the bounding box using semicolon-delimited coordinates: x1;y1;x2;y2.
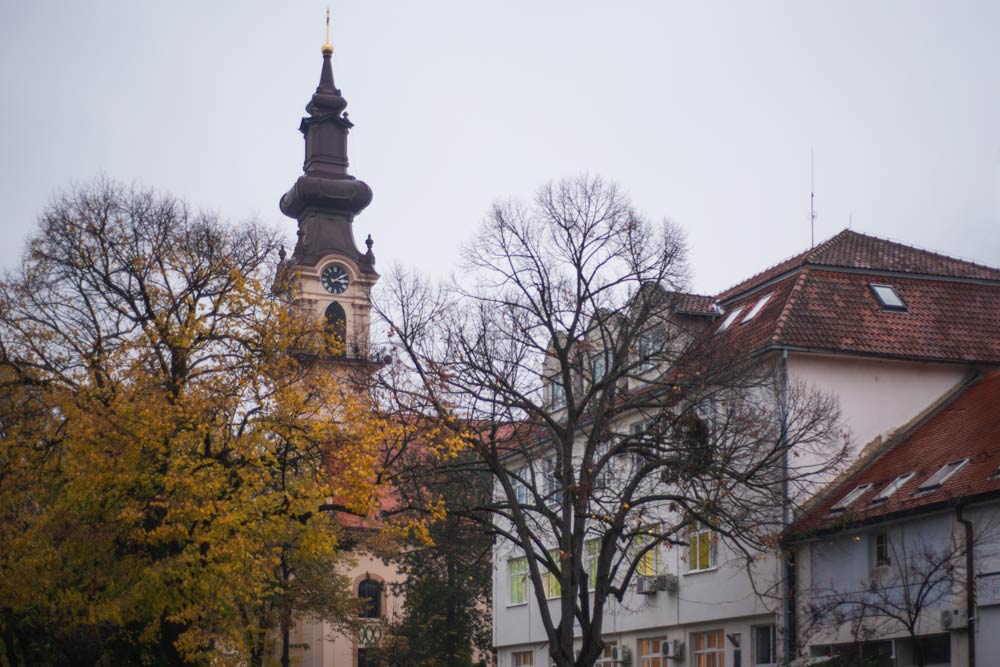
788;371;1000;537
706;232;1000;364
717;229;1000;303
672;292;717;316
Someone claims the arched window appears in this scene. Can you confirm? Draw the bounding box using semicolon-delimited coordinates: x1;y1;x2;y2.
358;578;381;619
325;301;347;356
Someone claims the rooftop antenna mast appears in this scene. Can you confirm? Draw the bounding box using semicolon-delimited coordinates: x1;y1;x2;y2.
810;149;816;248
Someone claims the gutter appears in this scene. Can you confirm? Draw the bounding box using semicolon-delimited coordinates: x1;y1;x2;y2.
779;347;797;663
957;503;976;667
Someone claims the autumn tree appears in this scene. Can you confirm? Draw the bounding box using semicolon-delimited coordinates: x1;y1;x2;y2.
375;175;846;667
0;179;391;666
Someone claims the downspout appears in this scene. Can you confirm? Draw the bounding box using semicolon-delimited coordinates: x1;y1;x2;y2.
956;504;976;667
779;348;797;664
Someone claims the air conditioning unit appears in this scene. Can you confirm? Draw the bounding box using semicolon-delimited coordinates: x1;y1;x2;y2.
941;608;969;630
636;574;678;595
661;639;685;659
609;645;632;665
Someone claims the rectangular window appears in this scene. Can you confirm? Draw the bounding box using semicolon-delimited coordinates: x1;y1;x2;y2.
688;528;717;572
919;459;969;491
542;549;561;599
829;483;874;512
717;306;745;333
511;468;529;505
752;625;776;666
587;539;601;590
513;650;534;666
874;532;890;567
692;630;726;667
509;557;528;605
592;352;608;382
869;283;907;311
871;472;915;503
741;292;774;323
639;637;668;667
636;531;661;577
595;641;618;666
548;379;566;409
542;458;561;505
638;330;661;370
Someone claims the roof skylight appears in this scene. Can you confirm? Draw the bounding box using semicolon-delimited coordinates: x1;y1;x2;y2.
871;473;915;504
870;284;907;311
830;483;874;513
717;306;745;333
918;459;969;492
741;292;775;324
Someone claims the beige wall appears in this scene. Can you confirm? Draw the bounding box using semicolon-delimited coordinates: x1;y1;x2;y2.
291;550;405;667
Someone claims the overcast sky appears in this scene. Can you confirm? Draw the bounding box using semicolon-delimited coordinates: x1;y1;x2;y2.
2;1;998;295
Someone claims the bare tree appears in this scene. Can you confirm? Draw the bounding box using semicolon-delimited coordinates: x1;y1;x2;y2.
801;510;1000;667
374;175;846;667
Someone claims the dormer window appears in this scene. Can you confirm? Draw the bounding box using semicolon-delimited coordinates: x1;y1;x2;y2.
918;459;969;492
741;292;774;323
829;483;874;513
870;472;915;504
716;306;745;334
870;284;907;311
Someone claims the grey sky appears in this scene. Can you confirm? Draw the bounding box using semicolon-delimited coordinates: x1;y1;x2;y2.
2;1;998;295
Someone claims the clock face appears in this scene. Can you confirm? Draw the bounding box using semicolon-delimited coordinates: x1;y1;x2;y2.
321;264;350;294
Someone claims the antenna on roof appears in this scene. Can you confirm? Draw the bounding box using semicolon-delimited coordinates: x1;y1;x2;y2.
810;149;817;248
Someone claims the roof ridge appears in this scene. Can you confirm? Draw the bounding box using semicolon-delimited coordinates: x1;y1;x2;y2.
818;229;1000;274
771;269;810;345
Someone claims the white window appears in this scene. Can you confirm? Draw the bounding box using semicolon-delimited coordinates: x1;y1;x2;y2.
587;539;601;590
513;650;534;666
687;527;717;572
871;472;915;503
692;630;725;667
542;549;561;599
592;352;608;382
716;306;745;333
509;557;528;605
549;379;566;409
511;468;529;505
829;483;874;512
595;641;618;667
869;283;907;311
636;530;662;577
741;292;774;323
638;330;661;370
542;458;561;503
874;532;890;568
919;459;969;491
639;637;668;667
752;625;776;666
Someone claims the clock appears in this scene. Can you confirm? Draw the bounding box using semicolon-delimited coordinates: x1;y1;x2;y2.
321;264;350;294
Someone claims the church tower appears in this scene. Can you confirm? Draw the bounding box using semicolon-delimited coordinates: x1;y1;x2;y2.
279;15;377;360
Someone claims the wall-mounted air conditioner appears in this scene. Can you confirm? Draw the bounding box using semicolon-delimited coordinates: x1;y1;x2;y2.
940;608;969;630
636;574;678;595
660;639;684;659
609;645;632;665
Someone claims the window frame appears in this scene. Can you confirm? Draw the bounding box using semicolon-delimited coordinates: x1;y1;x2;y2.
918;458;969;492
869;283;907;311
587;538;601;591
829;483;874;513
508;557;529;606
874;532;891;568
512;650;534;666
636;530;662;578
686;527;718;573
752;624;776;666
691;629;726;667
871;472;915;504
357;577;382;619
716;306;745;333
741;292;774;323
639;636;668;667
542;549;561;599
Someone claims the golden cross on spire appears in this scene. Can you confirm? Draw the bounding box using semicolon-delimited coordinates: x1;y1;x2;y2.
322;7;334;55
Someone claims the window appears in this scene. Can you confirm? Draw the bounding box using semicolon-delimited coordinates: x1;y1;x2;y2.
692;630;725;667
542;458;561;504
869;284;907;311
593;441;613;488
639;637;668;667
871;472;915;503
638;330;661;370
325;301;347;355
358;578;382;619
542;549;561;599
549;379;566;409
595;641;618;667
874;532;890;567
688;527;717;572
918;459;969;491
509;557;528;605
829;483;874;513
513;650;534;666
636;531;661;577
752;625;776;666
592;352;608;382
716;306;745;333
357;647;378;667
741;292;774;323
587;539;601;590
511;469;529;505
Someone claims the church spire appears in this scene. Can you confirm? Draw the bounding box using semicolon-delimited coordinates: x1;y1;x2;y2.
280;10;374;272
